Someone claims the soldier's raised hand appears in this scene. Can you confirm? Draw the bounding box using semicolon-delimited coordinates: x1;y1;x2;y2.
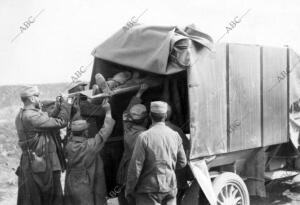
102;98;111;112
140;83;149;92
136;83;149;99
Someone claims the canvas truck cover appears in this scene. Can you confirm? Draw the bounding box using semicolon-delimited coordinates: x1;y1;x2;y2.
92;24;213;75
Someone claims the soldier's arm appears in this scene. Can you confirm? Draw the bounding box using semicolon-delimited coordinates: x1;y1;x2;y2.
122;93;142;122
124;83;149;114
86;109;115;153
125;133;146;196
176;135;187;169
30;102;71;129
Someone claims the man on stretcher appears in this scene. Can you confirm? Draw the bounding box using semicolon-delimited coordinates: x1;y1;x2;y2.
90;71;162;98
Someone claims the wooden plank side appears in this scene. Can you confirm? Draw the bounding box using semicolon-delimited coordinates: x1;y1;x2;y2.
189;43;227;159
289;49;300;106
228;44;261;152
289;49;300;148
263;47;288;146
212;44;228;153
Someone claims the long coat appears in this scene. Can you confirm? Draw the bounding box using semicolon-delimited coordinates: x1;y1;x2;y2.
15;102;70;205
126;122;187;195
79;99;109;204
64;113;115;205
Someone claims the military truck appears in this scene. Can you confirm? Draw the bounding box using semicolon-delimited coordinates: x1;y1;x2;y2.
82;24;300;205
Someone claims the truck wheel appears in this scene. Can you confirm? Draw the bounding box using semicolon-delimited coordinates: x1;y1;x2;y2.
213;172;250;205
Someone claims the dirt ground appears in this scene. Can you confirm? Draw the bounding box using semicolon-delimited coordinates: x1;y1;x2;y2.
1;175;300;205
108;177;300;205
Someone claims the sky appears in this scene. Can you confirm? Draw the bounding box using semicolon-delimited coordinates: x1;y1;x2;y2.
1;0;300;86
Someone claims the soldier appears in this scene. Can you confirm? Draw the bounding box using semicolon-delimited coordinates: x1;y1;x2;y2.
67;81;109;204
126;101;187;205
117;83;149;205
64;100;115;205
15;85;70;205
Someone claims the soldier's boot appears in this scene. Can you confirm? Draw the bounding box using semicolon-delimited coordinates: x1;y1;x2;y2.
92;84;100;95
95;73;112;94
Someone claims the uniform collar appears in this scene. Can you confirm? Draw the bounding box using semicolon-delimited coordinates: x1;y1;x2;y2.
150;121;165;128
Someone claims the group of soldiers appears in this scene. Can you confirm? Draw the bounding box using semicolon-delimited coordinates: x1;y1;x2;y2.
15;73;188;205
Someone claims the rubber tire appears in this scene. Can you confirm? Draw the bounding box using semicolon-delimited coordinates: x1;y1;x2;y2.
213;172;250;205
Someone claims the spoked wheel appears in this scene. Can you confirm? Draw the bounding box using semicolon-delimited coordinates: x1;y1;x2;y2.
213;172;250;205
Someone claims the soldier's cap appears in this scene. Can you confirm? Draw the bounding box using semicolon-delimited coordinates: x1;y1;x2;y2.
129;104;147;120
20;85;40;98
71;120;89;132
68;81;88;92
150;101;168;114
